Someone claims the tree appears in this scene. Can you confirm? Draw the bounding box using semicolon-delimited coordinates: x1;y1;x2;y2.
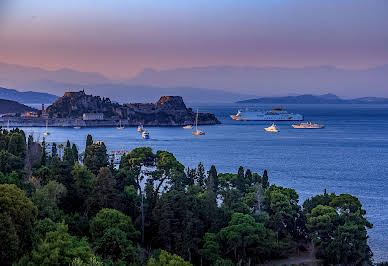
218;213;277;264
236;166;245;192
206;165;218;193
305;193;373;264
0;184;38;265
71;163;96;213
147;250;192;266
72;144;79;163
40;137;47;166
88;167;117;217
263;185;302;241
84;142;108;175
63;140;74;164
7;130;26;158
262;170;269;189
152;189;207;262
196;162;206;188
0;150;24;174
86;134;93;147
20;222;94;266
90;209;140;262
32;181;67;220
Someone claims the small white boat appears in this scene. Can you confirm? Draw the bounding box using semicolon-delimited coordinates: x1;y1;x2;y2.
292;121;324;129
183;125;193;129
117;120;124;130
142;131;150;139
192;109;205;135
137;124;144;132
74;119;81;129
265;123;279;133
44;120;50;136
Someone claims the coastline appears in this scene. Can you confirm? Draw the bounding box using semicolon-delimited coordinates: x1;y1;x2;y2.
0;117;220;127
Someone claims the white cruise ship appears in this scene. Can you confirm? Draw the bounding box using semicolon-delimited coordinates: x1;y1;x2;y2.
230;108;303;121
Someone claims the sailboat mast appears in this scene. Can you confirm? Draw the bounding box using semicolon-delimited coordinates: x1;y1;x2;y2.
196;109;199;131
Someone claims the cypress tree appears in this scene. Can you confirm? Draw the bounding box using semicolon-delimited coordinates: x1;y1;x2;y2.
86;134;93;147
63;140;74;164
196;162;206;188
40;137;47;166
207;165;218;193
236;166;245;192
71;144;78;163
262;170;269;189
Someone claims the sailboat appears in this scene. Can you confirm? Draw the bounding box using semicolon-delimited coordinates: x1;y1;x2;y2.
7;119;9;130
137;124;144;132
73;119;81;129
192;109;205;135
117;120;124;130
44;120;50;136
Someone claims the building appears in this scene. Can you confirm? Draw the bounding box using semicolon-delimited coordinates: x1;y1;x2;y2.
21;112;39;118
82;113;104;121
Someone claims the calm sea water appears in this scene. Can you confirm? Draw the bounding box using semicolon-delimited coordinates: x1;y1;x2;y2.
17;104;388;262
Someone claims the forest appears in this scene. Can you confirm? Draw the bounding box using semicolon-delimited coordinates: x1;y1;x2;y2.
0;128;376;265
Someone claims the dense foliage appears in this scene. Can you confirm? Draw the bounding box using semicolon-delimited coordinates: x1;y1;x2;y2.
0;128;375;265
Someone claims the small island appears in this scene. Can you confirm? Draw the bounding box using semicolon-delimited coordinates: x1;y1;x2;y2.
0;90;220;127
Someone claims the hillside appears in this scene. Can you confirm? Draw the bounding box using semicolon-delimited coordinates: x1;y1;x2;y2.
236;94;388;104
0;99;37;114
0;87;58;104
46;91;220;125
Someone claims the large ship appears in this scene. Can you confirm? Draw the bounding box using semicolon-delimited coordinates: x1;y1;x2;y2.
230;108;303;121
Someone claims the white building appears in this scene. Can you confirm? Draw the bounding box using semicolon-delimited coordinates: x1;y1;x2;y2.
82;113;104;121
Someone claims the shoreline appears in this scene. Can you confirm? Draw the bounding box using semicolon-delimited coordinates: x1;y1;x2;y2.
0;117;220;127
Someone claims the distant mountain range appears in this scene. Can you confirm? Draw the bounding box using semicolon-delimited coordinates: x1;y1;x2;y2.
236;94;388;104
2;61;388;102
0;62;255;103
0;99;37;114
0;87;57;104
125;65;388;97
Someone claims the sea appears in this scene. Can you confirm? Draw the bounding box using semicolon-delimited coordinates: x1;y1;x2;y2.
17;104;388;262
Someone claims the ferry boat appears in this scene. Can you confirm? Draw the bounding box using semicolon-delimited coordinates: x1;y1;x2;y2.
265;123;279;132
292;121;324;129
142;131;150;139
231;108;303;121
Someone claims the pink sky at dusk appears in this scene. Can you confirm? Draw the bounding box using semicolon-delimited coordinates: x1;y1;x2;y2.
0;0;387;78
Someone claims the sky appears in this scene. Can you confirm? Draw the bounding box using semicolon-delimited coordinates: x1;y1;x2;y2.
0;0;387;78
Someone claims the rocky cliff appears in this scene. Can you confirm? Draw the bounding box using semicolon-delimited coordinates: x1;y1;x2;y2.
46;91;220;126
46;90;120;118
125;96;220;125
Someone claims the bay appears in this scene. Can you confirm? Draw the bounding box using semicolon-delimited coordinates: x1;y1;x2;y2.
17;103;388;262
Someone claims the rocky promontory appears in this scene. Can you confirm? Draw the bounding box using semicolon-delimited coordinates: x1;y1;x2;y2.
41;91;220;126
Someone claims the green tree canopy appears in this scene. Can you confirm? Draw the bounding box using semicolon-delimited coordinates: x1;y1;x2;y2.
0;184;38;265
90;208;140;262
